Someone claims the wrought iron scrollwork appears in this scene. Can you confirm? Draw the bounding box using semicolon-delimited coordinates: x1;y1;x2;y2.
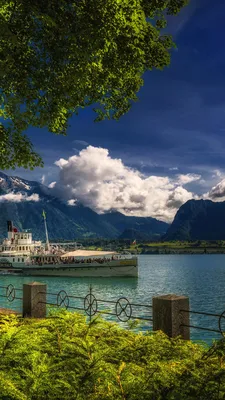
57;290;69;309
6;284;15;302
84;290;98;318
115;297;132;322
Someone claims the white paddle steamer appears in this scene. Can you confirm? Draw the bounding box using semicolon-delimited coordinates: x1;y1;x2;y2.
0;217;138;277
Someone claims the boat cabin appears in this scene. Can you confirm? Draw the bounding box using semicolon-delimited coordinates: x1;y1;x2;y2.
0;220;42;253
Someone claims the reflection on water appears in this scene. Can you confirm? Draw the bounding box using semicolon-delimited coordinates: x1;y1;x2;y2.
1;254;225;345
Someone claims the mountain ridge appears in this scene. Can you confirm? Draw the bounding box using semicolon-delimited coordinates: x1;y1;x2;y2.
164;199;225;240
0;172;169;240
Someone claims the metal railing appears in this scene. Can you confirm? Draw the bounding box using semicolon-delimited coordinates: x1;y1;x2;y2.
42;285;153;324
0;284;23;302
180;308;225;336
0;284;23;313
1;283;225;340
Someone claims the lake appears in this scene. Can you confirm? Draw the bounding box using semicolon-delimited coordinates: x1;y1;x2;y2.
1;254;225;345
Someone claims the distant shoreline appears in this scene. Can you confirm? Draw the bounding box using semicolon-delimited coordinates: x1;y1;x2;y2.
124;240;225;255
140;249;225;254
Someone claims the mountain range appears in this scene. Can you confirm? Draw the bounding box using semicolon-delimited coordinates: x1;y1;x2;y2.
2;172;225;241
164;199;225;241
0;172;169;240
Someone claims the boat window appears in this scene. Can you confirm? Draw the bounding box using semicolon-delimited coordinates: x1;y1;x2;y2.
22;258;24;262
18;258;20;262
13;258;15;262
24;235;27;239
21;235;23;239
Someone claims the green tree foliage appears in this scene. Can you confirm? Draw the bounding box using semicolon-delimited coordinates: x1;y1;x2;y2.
0;0;188;170
1;310;225;399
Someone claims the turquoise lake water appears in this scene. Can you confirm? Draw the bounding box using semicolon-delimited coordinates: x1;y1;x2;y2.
1;254;225;345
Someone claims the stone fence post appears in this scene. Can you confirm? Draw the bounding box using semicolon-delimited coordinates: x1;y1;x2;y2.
23;282;47;318
152;294;190;340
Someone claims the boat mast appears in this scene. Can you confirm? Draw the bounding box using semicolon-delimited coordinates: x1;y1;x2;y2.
42;210;50;251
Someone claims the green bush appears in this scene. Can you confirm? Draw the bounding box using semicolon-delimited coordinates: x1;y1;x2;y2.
0;310;225;399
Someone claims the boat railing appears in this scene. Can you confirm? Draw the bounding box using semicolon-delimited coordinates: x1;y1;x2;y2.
27;254;136;266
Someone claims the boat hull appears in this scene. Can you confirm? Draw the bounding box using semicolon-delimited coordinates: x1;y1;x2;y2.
14;259;138;277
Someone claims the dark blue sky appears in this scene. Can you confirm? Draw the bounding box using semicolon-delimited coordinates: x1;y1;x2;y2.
4;0;225;221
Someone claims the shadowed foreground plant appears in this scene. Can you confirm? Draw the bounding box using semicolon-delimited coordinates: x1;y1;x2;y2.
0;309;225;399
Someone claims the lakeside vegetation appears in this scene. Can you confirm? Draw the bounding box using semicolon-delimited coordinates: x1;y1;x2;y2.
66;239;225;254
1;309;225;399
135;240;225;254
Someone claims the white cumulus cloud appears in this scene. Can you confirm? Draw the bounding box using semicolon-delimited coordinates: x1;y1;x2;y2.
176;174;201;185
51;146;200;222
0;192;39;202
204;178;225;201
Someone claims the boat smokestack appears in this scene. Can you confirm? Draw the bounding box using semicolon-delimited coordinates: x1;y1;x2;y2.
7;221;12;232
7;220;14;240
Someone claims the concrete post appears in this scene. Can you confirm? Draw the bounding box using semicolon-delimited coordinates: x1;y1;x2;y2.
152;294;190;340
23;282;46;318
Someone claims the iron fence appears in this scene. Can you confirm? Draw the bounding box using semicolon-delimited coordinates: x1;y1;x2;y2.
1;283;225;340
0;284;23;313
42;285;153;325
43;286;225;338
180;308;225;336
